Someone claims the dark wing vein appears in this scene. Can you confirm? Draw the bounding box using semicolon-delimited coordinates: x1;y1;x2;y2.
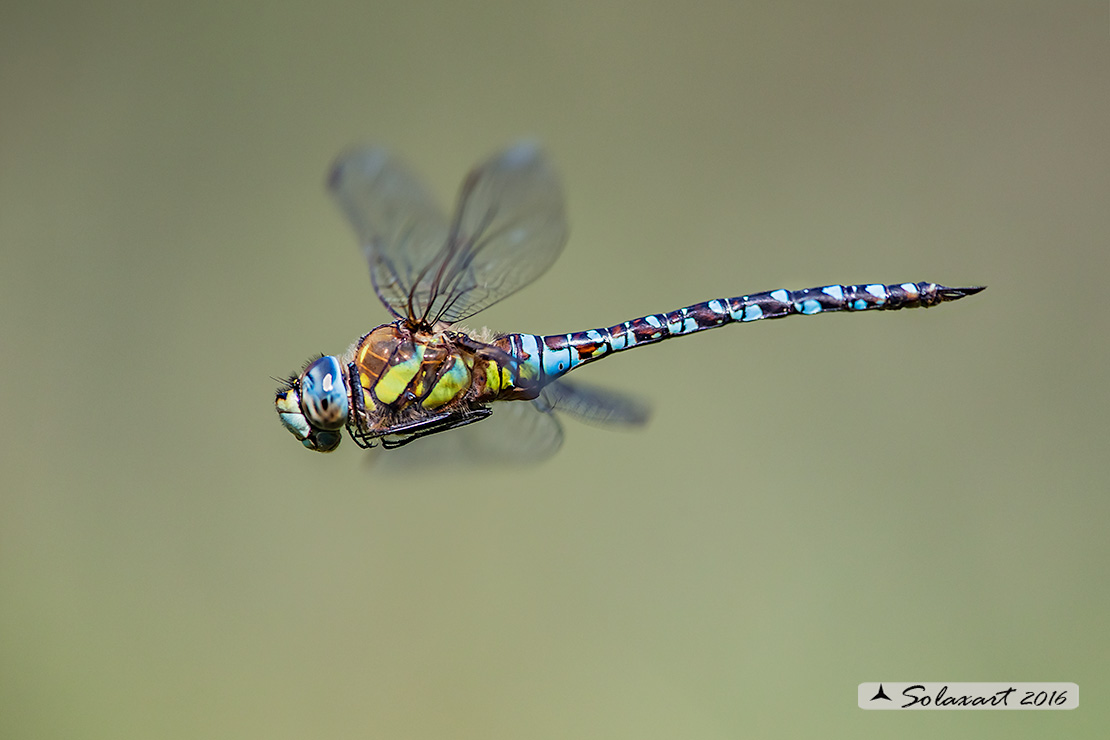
329;142;568;325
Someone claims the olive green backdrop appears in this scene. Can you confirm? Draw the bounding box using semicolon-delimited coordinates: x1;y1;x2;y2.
2;2;1106;738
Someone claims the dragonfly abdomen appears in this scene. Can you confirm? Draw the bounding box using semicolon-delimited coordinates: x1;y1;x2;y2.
506;282;984;384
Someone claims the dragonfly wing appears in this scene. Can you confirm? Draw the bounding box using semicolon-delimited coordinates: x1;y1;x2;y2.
419;142;568;324
328;147;451;320
460;398;565;462
329;143;566;325
537;379;651;427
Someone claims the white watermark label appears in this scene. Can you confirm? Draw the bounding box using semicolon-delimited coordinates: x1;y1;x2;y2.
858;682;1078;710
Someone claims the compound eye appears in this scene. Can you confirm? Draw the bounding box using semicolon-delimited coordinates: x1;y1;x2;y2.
304;429;342;452
300;356;349;430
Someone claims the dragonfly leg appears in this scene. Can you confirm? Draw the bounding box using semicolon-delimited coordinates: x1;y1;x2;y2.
347;361;366;421
451;331;545;399
452;332;519;367
345;359;494;449
345;391;494;449
378;408;493;449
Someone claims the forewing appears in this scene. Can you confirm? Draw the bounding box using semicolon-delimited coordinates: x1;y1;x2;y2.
328;147;450;320
421;142;568;324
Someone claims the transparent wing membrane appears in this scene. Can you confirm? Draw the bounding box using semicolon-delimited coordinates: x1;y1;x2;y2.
328;147;450;320
537;379;651;427
329;142;567;325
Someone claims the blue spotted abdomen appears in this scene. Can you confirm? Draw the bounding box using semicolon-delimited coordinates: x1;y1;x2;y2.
502;282;984;384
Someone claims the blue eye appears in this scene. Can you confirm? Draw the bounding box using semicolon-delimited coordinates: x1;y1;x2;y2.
300;356;349;430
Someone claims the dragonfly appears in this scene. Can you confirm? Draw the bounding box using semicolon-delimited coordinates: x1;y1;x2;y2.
275;142;984;456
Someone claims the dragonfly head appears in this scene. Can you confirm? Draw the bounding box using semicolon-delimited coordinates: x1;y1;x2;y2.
275;355;350;452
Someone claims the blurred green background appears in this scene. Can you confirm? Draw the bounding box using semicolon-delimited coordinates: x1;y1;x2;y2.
2;2;1107;738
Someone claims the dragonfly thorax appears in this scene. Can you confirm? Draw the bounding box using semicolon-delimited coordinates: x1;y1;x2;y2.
351;323;480;416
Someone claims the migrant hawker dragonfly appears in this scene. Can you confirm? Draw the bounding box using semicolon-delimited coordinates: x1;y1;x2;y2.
275;143;983;455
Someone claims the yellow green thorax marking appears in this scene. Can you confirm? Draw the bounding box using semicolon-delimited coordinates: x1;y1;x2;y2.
358;371;374;408
421;355;472;409
483;361;517;396
374;342;425;405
